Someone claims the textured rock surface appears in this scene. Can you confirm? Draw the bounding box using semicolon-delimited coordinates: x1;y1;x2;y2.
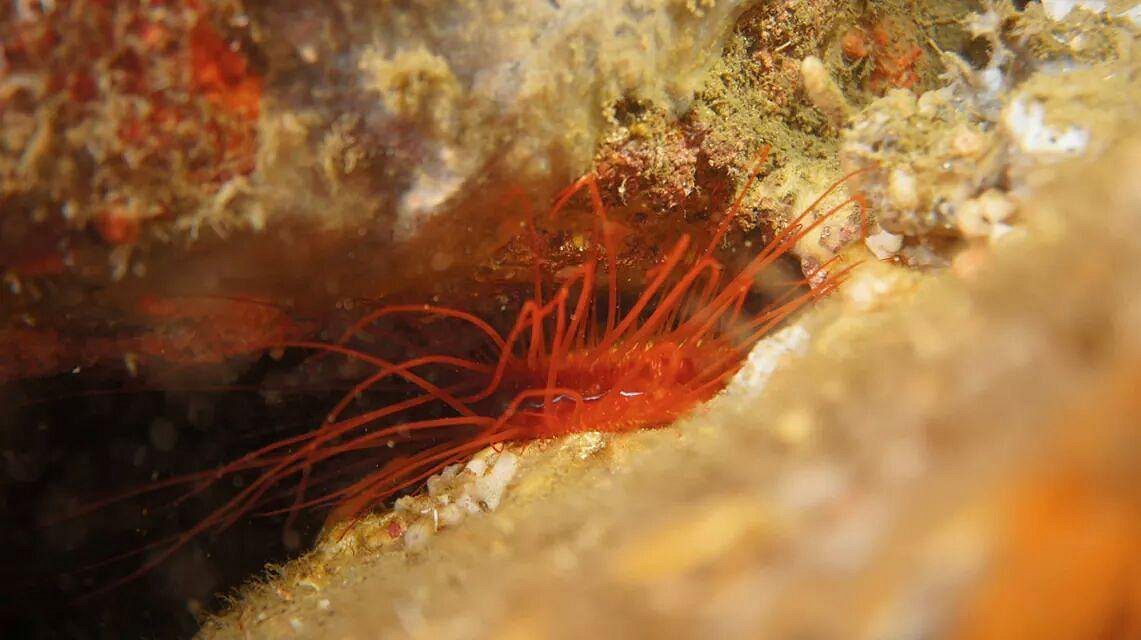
193;6;1141;635
1;0;987;381
199;127;1141;640
5;2;1139;638
248;0;755;237
0;0;749;379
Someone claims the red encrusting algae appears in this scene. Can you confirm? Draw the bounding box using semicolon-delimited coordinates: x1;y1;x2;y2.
841;19;925;93
71;158;868;591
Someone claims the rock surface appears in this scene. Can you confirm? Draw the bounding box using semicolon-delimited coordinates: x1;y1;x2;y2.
199;127;1141;640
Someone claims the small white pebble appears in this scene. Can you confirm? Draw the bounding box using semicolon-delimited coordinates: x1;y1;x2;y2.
957;190;1015;239
455;493;481;514
289;617;303;632
864;229;903;260
403;521;433;551
464;457;488;477
439;503;465;527
976;189;1015;225
474;451;519;511
317;599;331;611
956;198;990;238
887;167;920;211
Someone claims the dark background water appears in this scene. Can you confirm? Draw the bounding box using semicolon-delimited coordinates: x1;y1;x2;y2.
0;263;807;638
0;354;328;639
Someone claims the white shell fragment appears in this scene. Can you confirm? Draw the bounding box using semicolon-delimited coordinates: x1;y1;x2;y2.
865;230;904;260
387;447;522;552
1003;98;1089;157
473;451;519;511
801;55;851;127
1042;0;1107;21
726;325;811;399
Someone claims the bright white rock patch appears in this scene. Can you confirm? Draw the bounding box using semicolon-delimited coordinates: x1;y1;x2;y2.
1003;98;1089;157
725;324;811;400
387;447;522;551
1041;0;1107;21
